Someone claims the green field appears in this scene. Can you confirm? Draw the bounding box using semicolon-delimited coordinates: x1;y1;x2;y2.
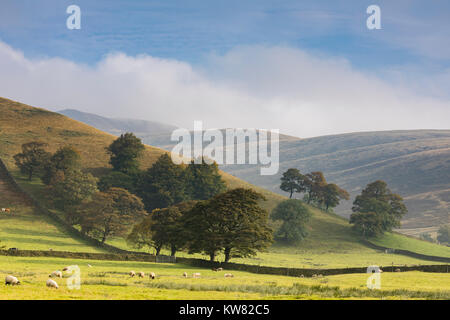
370;233;450;258
0;255;449;300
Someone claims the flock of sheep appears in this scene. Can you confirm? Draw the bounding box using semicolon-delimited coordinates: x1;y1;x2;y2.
4;265;234;289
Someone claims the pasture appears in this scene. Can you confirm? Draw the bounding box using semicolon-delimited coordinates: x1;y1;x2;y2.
0;255;449;300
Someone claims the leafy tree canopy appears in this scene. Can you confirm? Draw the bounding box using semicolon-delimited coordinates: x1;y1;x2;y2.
271;199;312;243
107;133;145;174
14;141;51;180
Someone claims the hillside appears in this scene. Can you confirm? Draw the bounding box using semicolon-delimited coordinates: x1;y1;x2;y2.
61;109;450;235
1;97;449;266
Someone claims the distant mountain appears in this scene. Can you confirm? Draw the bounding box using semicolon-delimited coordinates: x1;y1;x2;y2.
57;108;450;235
58;109;178;147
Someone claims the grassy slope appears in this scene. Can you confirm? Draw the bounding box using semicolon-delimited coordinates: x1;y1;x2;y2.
0;255;448;300
0;97;449;267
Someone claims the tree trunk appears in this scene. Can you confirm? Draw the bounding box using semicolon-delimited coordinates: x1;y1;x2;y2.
307;191;312;204
156;246;162;256
224;247;231;263
209;252;215;262
28;170;33;181
289;190;293;199
101;233;107;243
170;245;177;257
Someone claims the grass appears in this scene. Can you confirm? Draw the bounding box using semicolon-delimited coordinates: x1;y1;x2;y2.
369;232;450;258
0;255;449;300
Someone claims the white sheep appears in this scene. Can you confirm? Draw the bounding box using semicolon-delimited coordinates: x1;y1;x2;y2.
217;267;223;271
49;270;62;278
5;275;20;285
183;272;188;278
192;273;201;278
224;273;234;278
149;272;156;279
138;271;145;278
87;264;92;268
46;279;59;289
129;271;136;277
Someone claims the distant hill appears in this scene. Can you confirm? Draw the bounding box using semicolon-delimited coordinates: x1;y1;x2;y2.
58;109;178;147
220;130;450;235
1;97;449;260
60;108;450;235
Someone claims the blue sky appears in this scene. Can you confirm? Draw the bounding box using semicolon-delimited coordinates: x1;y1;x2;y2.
0;1;449;136
1;0;449;68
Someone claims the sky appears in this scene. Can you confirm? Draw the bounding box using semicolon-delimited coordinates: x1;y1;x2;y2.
0;0;449;137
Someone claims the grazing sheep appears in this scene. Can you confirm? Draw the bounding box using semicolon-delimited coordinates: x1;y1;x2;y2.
217;268;223;271
224;273;234;278
192;273;201;278
49;271;63;278
149;272;156;280
312;274;317;278
129;271;136;277
318;274;323;278
46;279;59;289
138;272;145;278
395;268;401;272
49;248;53;251
183;272;188;278
5;275;20;286
299;274;304;278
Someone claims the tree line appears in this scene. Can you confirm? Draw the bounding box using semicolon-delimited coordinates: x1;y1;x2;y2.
279;168;408;239
13;135;274;261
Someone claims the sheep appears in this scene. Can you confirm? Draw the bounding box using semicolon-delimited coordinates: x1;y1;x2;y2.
224;273;234;278
46;279;59;289
49;271;62;278
149;272;156;280
138;272;145;278
395;268;401;272
212;267;224;272
129;271;136;277
87;264;92;268
5;275;20;286
183;272;188;278
192;273;201;278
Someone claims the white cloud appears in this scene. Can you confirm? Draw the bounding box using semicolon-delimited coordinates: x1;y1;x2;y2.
0;41;449;138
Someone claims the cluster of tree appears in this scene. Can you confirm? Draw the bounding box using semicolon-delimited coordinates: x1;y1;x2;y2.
100;133;227;212
14;134;228;244
280;168;349;211
128;188;273;262
349;180;407;238
14;143;98;211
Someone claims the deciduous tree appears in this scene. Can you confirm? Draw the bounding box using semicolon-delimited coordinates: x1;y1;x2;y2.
14;141;51;180
106;133;145;174
271;199;312;243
